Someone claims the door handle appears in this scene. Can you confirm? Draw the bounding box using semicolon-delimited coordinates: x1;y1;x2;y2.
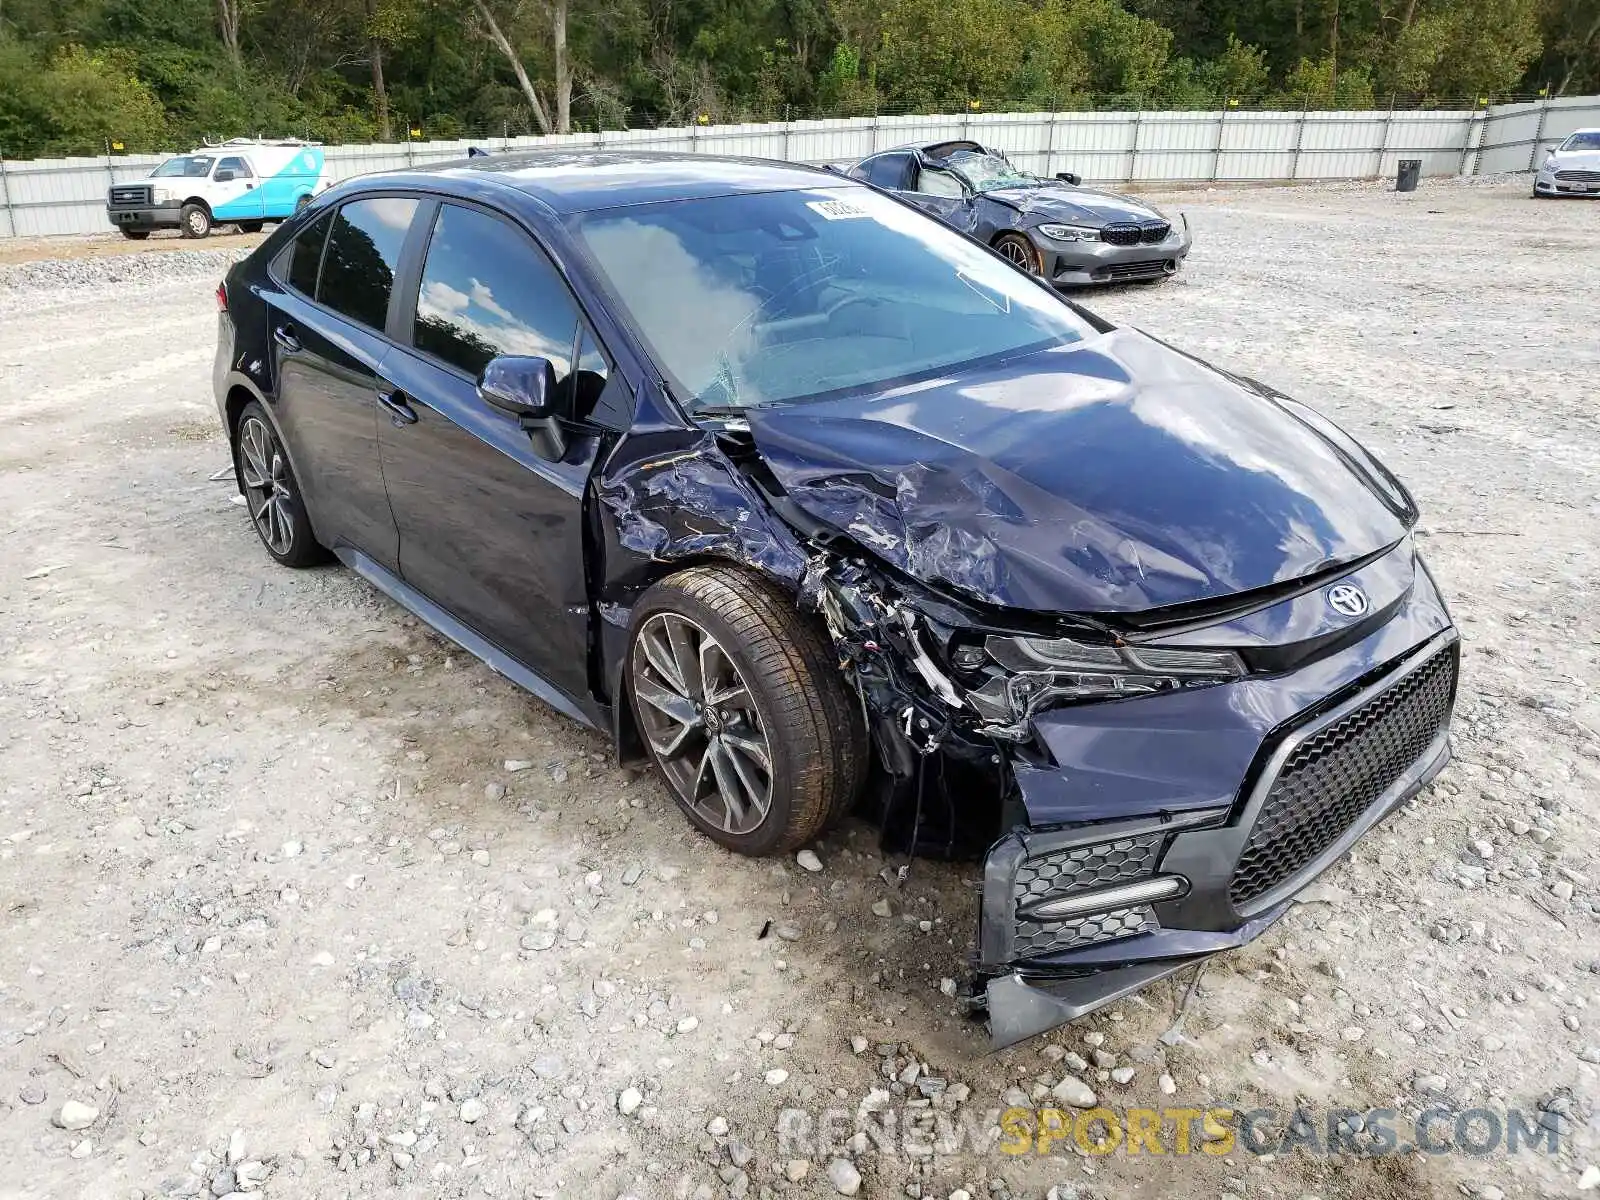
272;325;300;353
377;387;418;425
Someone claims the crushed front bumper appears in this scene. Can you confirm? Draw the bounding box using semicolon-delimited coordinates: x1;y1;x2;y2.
975;623;1458;1047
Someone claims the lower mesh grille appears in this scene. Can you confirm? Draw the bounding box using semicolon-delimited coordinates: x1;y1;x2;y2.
1011;832;1164;958
1014;833;1163;904
1229;645;1457;908
1099;259;1170;280
1014;904;1157;958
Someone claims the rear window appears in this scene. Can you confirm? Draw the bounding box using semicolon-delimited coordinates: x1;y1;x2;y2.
286;211;332;296
316;197;418;332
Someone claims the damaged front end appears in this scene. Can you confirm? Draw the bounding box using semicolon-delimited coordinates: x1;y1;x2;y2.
794;537;1458;1049
593;348;1457;1050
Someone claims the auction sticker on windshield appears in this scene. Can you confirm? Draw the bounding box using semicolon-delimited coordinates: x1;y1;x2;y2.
808;199;873;220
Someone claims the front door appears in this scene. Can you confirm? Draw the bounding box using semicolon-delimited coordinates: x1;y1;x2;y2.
904;164;979;235
268;196;420;569
210;154;263;224
377;201;605;701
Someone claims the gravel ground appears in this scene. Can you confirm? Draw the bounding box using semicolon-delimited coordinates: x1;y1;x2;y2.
1;175;1597;1200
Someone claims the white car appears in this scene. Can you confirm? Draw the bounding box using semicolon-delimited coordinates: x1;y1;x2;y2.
106;139;334;239
1534;128;1600;198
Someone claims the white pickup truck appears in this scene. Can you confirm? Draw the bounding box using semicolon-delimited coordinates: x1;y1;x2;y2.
106;138;333;239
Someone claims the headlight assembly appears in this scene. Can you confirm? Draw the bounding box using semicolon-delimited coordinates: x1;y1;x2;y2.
1037;223;1101;242
963;633;1244;727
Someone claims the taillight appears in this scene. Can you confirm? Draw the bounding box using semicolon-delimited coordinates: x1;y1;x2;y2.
215;281;228;312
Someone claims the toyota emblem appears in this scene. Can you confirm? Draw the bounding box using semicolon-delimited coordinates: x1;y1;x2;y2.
1327;584;1368;617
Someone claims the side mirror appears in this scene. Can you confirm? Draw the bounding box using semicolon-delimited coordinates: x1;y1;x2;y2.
1056;172;1082;186
479;355;556;422
215;169;236;182
478;355;567;460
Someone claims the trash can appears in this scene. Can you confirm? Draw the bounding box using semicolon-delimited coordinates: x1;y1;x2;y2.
1396;159;1421;192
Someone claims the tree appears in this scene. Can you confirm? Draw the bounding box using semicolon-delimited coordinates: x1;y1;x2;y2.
470;0;553;133
216;0;251;72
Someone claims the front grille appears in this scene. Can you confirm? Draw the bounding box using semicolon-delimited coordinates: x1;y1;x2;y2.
1100;221;1169;245
1554;169;1600;182
109;185;151;206
1229;646;1457;908
1014;833;1163;905
1014;904;1157;958
1099;259;1170;280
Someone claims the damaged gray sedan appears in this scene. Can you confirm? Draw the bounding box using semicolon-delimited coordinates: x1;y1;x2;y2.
214;151;1457;1049
849;140;1191;286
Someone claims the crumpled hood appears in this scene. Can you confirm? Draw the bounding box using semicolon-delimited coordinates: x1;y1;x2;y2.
982;185;1167;226
744;329;1413;614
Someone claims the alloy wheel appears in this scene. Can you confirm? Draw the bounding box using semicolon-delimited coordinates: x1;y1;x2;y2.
238;416;295;556
632;613;774;835
998;237;1036;271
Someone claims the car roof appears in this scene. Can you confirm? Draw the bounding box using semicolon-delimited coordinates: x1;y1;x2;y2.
868;140;992;159
355;150;855;215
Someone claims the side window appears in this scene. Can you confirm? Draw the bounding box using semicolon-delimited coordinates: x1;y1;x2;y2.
866;152;911;190
572;327;614;422
412;204;578;389
915;166;966;199
317;197;418;332
216;156;252;179
286;210;332;296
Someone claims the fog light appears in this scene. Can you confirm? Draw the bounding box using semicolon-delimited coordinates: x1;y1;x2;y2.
1021;875;1188;921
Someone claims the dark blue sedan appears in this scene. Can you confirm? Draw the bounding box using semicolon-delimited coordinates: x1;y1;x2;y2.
213;150;1458;1046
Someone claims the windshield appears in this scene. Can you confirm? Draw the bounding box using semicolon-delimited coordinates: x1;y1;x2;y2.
573;187;1093;413
151;155;215;178
1559;131;1600;151
943;150;1041;193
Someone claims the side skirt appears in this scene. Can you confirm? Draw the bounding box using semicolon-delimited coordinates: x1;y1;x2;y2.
336;547;601;731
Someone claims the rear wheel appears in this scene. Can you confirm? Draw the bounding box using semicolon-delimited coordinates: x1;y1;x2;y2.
179;203;211;239
628;566;866;856
993;232;1041;275
119;228;150;240
233;402;327;568
237;220;264;233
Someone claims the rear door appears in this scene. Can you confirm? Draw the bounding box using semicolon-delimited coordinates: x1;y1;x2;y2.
376;200;610;699
210;155;264;223
267;195;420;569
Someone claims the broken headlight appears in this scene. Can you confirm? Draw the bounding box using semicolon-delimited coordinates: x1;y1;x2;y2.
963;634;1244;726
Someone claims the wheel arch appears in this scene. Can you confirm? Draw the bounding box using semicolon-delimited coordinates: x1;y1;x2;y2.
606;551;804;767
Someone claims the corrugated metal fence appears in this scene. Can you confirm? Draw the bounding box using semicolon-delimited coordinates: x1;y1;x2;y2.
3;95;1596;238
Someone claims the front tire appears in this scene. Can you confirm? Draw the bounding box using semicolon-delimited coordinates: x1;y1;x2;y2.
993;232;1042;275
628;566;867;856
179;203;212;239
233;402;326;567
